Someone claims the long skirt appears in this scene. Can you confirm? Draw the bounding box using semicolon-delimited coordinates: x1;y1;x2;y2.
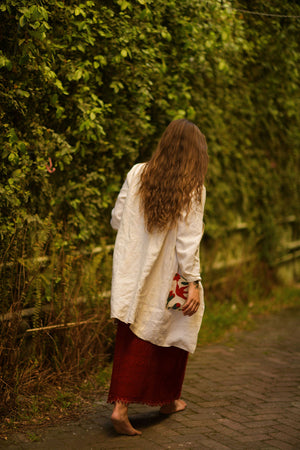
107;320;188;406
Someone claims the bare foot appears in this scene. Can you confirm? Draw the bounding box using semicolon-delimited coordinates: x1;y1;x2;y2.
111;402;142;436
160;399;187;415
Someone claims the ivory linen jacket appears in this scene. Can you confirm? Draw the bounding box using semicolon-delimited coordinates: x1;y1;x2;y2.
110;163;206;353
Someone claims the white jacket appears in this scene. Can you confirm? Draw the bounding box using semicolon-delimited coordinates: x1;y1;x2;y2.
110;163;206;353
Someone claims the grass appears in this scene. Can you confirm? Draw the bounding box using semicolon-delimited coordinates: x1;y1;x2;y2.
199;283;300;346
0;370;112;439
26;432;41;442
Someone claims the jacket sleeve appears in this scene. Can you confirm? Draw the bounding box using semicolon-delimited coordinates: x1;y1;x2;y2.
110;176;129;231
175;187;206;282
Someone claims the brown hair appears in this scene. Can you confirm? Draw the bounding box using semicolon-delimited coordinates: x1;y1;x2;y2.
139;119;208;233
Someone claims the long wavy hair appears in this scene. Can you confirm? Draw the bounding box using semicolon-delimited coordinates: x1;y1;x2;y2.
139;119;208;233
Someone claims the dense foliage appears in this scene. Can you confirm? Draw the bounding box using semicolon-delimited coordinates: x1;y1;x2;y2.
1;0;299;247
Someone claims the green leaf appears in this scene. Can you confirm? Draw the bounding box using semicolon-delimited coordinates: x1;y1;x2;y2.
16;89;30;98
19;15;27;27
8;153;19;164
117;0;131;11
0;55;12;70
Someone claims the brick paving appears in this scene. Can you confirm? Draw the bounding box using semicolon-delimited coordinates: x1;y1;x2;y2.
1;307;300;450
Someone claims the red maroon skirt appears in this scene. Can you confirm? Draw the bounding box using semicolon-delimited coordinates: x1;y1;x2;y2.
107;321;188;406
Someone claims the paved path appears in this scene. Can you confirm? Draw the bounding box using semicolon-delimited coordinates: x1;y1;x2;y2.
1;307;300;450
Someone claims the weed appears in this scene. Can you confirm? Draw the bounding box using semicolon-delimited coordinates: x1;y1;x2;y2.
0;222;114;425
26;432;41;442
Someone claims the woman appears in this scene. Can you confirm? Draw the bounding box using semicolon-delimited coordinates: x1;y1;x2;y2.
107;119;208;435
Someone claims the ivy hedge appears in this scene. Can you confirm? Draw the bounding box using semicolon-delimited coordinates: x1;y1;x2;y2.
0;0;299;308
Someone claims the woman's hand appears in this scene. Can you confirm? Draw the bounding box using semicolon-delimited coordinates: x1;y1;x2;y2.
182;281;200;316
